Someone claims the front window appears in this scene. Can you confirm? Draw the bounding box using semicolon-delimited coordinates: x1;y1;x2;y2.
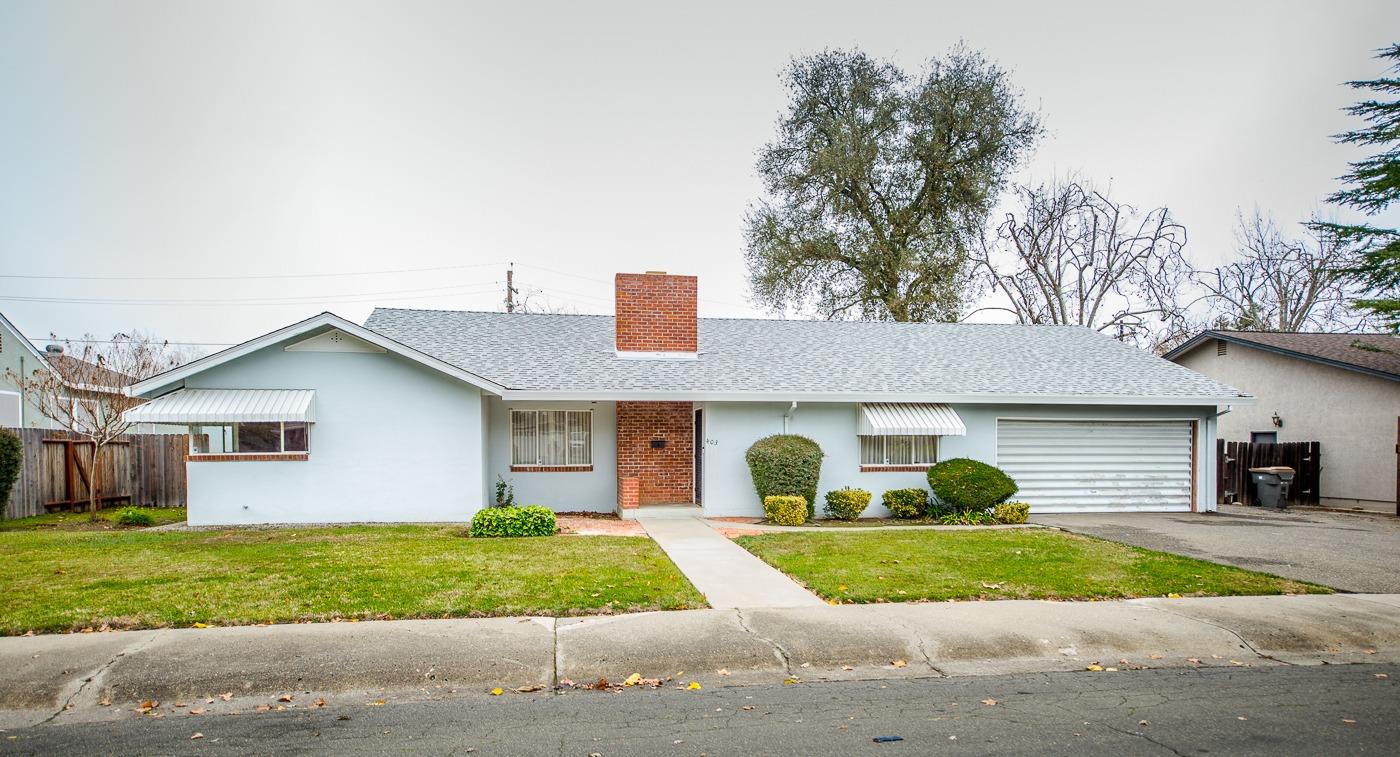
511;410;592;466
860;435;937;466
189;422;310;455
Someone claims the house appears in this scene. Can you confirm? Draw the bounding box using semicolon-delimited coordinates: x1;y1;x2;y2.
125;271;1249;526
1166;330;1400;513
0;310;65;429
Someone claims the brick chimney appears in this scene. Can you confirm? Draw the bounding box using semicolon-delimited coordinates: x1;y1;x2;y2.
614;271;698;356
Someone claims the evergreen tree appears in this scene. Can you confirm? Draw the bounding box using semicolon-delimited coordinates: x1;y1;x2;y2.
1314;44;1400;326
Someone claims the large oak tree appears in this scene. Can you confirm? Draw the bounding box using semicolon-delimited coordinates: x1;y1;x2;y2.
744;46;1041;321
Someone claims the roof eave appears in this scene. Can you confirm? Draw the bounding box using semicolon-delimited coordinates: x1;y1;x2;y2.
1166;330;1400;383
495;389;1255;406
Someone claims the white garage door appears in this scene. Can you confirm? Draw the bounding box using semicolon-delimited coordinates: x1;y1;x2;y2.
996;420;1193;513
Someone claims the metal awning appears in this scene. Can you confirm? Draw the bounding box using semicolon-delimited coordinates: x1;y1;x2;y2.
858;403;966;436
125;389;315;424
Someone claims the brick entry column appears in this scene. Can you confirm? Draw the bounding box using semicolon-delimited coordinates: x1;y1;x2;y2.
616;401;694;505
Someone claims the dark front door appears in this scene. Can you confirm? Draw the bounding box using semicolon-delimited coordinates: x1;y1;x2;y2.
694;408;703;505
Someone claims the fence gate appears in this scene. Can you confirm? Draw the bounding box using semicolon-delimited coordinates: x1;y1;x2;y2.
1216;439;1321;506
5;429;189;518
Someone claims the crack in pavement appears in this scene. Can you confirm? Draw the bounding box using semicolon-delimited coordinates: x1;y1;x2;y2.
41;633;159;726
733;610;792;675
1099;720;1190;756
1133;602;1296;666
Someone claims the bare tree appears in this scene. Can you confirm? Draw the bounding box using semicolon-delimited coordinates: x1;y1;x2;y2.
1198;210;1374;332
972;180;1194;350
516;289;579;315
4;333;179;520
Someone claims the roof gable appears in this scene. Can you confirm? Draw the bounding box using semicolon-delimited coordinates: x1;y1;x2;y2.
1166;331;1400;383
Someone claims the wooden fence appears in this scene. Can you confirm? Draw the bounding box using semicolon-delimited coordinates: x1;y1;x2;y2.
1217;439;1321;506
4;429;187;519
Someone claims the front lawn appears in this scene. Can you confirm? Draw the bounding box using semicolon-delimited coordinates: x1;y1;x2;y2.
0;526;704;634
736;529;1328;602
0;507;187;532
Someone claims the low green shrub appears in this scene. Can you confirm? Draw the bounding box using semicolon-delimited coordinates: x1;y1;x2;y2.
927;458;1018;512
0;428;20;518
993;502;1030;525
746;435;824;518
114;507;155;527
823;488;871;521
763;495;808;526
469;505;557;537
881;488;928;519
936;508;997;526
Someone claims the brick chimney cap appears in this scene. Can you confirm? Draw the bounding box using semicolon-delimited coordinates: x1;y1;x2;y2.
643;270;668;275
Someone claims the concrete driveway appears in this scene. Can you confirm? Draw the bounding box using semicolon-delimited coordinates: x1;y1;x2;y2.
1034;505;1400;593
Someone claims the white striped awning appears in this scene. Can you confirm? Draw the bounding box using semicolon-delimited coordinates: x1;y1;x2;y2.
125;389;315;424
858;403;966;436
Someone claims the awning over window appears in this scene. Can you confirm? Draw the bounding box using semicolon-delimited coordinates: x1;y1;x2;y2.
125;389;315;424
858;403;966;436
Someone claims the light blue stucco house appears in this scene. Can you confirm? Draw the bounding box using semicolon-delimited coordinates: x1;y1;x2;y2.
127;271;1252;526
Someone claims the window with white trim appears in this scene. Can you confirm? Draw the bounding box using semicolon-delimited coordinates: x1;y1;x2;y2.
511;410;592;466
189;422;310;455
859;435;938;466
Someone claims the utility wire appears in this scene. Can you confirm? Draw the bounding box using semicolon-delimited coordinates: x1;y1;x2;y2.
0;261;507;282
0;282;503;307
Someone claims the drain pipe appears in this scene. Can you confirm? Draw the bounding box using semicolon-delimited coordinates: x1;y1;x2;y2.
782;401;797;433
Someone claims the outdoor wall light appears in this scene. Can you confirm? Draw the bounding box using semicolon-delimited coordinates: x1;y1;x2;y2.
1271;411;1283;428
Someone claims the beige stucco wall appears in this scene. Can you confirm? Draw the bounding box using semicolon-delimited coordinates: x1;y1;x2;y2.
1174;339;1400;511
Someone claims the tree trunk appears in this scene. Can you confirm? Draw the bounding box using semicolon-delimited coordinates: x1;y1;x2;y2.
88;442;102;521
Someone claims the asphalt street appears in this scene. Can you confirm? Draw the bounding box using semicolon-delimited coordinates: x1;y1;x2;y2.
3;664;1395;756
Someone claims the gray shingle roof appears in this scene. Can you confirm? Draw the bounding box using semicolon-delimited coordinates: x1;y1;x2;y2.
364;308;1248;401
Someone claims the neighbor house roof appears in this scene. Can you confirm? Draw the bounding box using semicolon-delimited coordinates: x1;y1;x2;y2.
1165;330;1400;383
364;308;1250;405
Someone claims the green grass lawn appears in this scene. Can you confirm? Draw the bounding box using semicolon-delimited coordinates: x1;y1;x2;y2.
0;526;704;634
0;507;187;532
736;529;1329;602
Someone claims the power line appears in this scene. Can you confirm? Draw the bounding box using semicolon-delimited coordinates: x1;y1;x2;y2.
0;282;503;307
0;261;507;282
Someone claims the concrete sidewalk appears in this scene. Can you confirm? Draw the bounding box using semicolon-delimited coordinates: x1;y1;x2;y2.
4;593;1400;728
635;506;823;608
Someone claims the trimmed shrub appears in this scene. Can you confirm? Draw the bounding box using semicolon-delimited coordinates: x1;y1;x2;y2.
926;458;1018;512
823;488;871;521
745;435;824;517
469;505;557;537
993;502;1030;525
763;495;808;526
881;488;928;519
0;428;19;518
114;507;155;527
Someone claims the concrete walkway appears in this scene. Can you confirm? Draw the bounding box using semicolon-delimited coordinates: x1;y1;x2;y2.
4;594;1399;728
634;506;824;609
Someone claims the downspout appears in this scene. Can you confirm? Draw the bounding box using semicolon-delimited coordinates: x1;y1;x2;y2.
17;355;24;428
782;401;797;433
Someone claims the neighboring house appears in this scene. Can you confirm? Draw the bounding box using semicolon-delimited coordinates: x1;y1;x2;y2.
126;271;1250;526
0;310;62;430
1166;330;1400;513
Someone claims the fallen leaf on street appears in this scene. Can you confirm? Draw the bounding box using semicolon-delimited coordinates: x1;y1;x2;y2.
718;668;730;676
190;733;203;740
1166;593;1182;599
368;699;386;706
1149;654;1163;660
220;693;234;702
1085;665;1104;672
624;673;642;686
1375;674;1389;679
313;698;326;708
515;685;543;693
254;704;271;713
742;705;754;711
842;666;854;671
1343;719;1357;725
99;698;111;707
192;623;209;629
891;660;907;668
687;682;702;690
138;700;159;714
783;676;800;685
278;694;293;703
189;708;206;715
1186;658;1202;665
489;688;503;696
981;699;997;706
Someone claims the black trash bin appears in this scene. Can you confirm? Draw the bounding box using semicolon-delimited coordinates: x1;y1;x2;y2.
1249;466;1295;509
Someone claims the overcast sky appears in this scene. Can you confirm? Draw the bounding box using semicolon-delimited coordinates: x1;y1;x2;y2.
1;0;1397;352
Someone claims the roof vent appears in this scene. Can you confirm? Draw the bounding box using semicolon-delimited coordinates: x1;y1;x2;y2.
45;344;63;356
1216;339;1227;356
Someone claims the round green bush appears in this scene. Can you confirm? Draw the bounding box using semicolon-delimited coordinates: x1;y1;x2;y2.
763;495;808;526
823;488;871;521
926;458;1018;511
469;505;557;537
114;507;155;527
745;435;824;518
881;488;928;519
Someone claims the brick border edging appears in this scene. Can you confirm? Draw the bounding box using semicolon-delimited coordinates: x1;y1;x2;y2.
187;454;310;462
510;465;594;473
859;465;933;473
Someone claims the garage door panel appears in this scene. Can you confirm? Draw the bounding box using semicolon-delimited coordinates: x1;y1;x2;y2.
997;420;1193;513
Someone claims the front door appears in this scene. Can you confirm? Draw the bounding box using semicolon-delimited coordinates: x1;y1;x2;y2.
693;408;703;505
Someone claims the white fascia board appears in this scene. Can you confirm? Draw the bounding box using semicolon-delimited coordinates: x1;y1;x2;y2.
127;312;507;398
496;389;1256;406
0;310;57;366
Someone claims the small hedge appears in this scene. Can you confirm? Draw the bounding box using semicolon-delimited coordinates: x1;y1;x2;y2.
927;458;1018;512
114;507;155;527
993;502;1030;525
469;505;557;538
881;488;928;519
823;488;871;521
763;495;808;526
0;429;20;518
936;508;997;526
746;435;824;518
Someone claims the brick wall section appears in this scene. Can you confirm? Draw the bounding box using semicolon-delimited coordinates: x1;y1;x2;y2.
616;401;694;505
614;272;698;353
617;476;639;510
